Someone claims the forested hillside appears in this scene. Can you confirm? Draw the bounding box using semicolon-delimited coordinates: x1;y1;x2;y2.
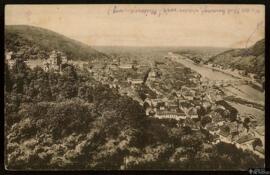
5;25;107;61
206;39;265;80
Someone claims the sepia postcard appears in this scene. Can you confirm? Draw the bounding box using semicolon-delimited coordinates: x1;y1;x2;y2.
4;4;265;171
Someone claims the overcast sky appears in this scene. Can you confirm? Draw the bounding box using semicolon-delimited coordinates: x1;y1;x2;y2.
5;4;265;48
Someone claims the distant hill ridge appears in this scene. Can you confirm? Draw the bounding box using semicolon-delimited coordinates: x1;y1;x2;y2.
5;25;108;61
206;39;265;79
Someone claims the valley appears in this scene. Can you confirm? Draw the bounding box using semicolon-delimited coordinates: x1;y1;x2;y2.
4;25;265;170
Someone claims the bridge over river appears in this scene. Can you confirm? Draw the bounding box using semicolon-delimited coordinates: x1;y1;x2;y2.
201;79;249;87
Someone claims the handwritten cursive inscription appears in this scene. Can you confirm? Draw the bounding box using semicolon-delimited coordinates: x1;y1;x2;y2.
107;5;262;17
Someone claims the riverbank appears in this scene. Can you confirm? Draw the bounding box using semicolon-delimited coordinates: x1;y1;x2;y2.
172;53;264;105
204;64;263;91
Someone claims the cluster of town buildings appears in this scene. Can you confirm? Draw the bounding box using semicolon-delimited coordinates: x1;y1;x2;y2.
87;58;148;90
142;83;264;156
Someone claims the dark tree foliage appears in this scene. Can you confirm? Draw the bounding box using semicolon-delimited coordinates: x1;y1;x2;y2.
252;138;263;150
5;63;13;92
5;25;107;61
201;115;212;127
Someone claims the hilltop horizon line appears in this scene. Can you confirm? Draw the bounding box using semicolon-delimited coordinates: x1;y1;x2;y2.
5;24;264;49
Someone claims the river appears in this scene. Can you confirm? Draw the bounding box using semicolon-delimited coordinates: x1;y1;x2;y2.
171;53;265;105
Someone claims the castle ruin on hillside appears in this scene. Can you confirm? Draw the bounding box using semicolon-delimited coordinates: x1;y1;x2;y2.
43;50;68;72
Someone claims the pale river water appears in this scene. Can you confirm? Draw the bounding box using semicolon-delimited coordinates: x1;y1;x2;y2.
172;54;265;105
